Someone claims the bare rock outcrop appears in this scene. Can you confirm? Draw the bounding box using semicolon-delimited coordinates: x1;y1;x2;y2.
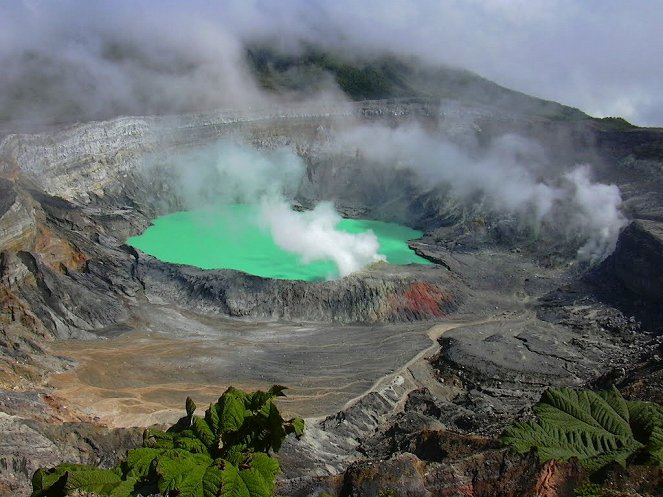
140;256;463;323
599;219;663;303
280;442;586;497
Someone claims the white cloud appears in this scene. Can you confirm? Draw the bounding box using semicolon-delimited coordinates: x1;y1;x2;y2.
2;1;662;125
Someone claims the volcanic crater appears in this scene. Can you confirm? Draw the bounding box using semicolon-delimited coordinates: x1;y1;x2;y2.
1;96;662;496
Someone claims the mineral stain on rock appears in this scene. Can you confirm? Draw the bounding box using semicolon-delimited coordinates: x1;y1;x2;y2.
398;282;452;318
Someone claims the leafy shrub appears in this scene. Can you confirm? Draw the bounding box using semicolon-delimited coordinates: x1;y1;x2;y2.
501;386;663;472
597;116;636;130
574;483;603;497
32;385;304;497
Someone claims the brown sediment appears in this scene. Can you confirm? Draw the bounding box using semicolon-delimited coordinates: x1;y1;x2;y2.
402;282;452;317
34;226;87;273
389;282;456;319
44;312;445;428
47;332;254;427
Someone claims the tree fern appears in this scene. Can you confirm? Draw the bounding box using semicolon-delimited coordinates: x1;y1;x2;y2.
31;385;304;497
501;386;663;472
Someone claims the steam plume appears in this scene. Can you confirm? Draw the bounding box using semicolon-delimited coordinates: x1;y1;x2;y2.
260;200;384;277
334;123;627;262
152;140;384;277
563;166;626;263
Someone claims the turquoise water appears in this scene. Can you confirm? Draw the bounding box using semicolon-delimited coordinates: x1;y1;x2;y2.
127;204;430;281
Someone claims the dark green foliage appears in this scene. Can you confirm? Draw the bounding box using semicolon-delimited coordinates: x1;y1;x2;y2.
248;46;410;100
31;386;304;497
31;465;133;497
246;45;587;121
574;483;603;497
219;457;277;497
501;386;663;472
596;116;637;130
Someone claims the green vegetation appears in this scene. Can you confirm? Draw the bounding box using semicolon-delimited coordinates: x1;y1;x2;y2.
246;45;587;121
501;386;663;473
248;46;410;100
574;482;604;497
595;116;637;130
32;385;304;497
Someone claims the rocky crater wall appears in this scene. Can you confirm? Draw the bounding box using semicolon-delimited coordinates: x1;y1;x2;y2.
140;257;463;323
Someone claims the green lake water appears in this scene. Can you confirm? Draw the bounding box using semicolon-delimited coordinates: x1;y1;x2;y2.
127;204;430;281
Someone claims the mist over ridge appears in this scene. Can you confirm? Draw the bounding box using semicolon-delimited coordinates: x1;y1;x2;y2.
2;1;662;127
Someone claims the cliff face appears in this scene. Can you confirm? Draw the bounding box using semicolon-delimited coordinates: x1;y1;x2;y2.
0;118;154;203
600;219;663;303
141;258;462;323
0;181;35;253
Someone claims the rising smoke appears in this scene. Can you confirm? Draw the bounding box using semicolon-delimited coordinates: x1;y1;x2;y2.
334;123;627;262
168;142;304;207
154;141;383;277
563;166;626;263
155;121;626;273
260;200;384;276
3;1;637;270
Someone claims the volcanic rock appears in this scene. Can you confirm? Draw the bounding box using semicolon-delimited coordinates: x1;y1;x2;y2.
0;93;662;497
600;219;663;303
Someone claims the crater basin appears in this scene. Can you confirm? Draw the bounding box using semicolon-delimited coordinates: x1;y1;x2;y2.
127;203;430;281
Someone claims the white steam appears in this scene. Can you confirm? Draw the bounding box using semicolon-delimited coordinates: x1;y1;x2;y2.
155;125;626;269
260;199;384;277
563;166;626;263
337;125;558;220
335;123;627;262
170;142;304;207
156;140;384;278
